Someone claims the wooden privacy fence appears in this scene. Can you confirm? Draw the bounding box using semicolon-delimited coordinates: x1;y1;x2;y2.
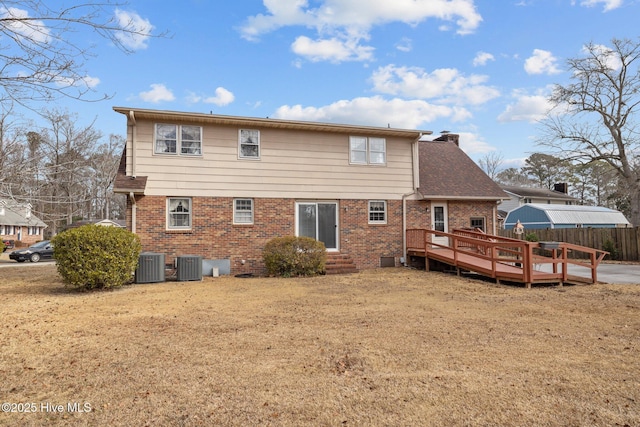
498;227;640;261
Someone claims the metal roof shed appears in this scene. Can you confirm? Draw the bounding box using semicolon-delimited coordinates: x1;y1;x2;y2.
503;204;631;230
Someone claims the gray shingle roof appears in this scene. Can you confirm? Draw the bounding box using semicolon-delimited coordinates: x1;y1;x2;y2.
418;140;508;200
0;200;47;228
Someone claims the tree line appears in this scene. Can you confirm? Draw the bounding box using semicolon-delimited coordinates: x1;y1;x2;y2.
480;151;631;218
0;107;124;235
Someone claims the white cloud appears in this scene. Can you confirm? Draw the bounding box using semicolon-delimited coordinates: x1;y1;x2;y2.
455;132;495;155
241;0;482;39
187;87;235;106
585;43;622;70
291;35;374;62
240;0;482;62
498;89;553;123
114;9;154;50
473;51;494;67
395;37;413;53
524;49;561;75
273;96;471;129
370;65;500;106
139;84;175;103
0;7;50;44
579;0;623;12
206;87;235;106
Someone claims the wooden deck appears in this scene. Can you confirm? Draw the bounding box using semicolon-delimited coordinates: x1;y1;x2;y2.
407;228;608;288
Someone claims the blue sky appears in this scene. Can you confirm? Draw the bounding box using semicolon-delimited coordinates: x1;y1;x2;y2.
17;0;640;167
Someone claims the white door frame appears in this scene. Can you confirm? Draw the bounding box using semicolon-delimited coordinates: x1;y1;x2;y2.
431;202;449;247
295;201;339;251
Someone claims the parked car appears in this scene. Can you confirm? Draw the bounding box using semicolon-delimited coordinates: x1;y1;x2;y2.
9;240;54;263
2;239;14;252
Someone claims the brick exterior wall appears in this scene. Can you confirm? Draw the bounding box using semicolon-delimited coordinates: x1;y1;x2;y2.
127;196;498;275
1;227;44;247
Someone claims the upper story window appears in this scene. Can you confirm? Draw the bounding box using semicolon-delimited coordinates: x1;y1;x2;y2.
350;136;386;165
155;124;202;156
167;197;192;230
368;200;387;224
239;130;260;159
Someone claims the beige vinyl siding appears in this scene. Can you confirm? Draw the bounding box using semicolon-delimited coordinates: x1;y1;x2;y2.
130;121;414;200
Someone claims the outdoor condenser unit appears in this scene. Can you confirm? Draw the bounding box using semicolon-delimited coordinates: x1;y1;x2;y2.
176;255;203;281
135;252;165;284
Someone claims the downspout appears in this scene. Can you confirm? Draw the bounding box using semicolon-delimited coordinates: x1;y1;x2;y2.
129;192;137;234
129;110;137;178
128;110;137;234
402;134;423;266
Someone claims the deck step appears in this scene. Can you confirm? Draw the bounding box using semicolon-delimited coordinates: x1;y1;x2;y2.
325;253;358;274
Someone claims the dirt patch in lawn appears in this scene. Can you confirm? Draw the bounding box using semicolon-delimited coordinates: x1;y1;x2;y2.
1;266;639;426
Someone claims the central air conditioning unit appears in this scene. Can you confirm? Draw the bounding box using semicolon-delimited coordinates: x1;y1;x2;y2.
135;252;165;284
176;255;203;281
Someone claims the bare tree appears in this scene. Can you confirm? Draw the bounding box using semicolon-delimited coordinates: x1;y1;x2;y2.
0;0;165;107
539;38;640;226
478;151;504;180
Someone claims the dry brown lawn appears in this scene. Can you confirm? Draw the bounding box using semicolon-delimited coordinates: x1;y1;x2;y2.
0;265;639;426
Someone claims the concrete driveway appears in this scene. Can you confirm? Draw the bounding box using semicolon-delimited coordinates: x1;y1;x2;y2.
537;262;640;284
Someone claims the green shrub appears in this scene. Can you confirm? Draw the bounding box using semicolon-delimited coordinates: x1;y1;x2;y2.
525;232;539;242
52;225;142;290
263;236;326;277
0;240;5;253
602;239;619;260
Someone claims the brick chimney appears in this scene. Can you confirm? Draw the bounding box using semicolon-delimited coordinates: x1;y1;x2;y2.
433;132;459;146
553;183;568;194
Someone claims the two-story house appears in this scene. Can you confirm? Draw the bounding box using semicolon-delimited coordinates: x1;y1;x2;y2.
113;107;507;275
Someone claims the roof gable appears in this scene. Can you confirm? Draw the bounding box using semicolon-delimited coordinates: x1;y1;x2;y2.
418;140;508;200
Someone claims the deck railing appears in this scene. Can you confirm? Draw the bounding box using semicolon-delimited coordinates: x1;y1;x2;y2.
407;228;608;286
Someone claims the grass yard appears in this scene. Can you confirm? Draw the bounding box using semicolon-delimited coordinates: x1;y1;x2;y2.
0;265;639;426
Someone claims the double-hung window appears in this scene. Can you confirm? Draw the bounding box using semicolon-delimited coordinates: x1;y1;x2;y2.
369;201;387;224
155;124;202;155
470;217;485;232
239;130;260;159
234;199;254;224
167;197;192;229
350;136;386;165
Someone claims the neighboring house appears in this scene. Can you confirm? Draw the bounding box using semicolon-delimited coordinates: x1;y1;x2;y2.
113;107;507;274
504;204;631;230
499;184;577;213
0;199;47;245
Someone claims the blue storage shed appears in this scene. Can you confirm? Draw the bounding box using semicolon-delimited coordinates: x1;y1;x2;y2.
504;204;630;230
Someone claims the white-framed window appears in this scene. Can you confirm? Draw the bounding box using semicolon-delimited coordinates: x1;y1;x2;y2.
234;199;254;224
368;200;387;224
155;124;202;156
28;226;39;235
0;225;4;235
470;217;485;232
350;136;386;165
167;197;192;229
239;129;260;159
